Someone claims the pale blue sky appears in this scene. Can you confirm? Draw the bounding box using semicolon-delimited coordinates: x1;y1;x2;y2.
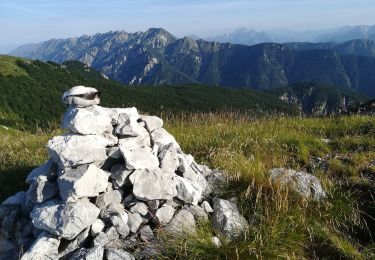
1;0;374;53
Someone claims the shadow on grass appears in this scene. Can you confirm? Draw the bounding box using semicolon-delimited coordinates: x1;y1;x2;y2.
0;166;35;202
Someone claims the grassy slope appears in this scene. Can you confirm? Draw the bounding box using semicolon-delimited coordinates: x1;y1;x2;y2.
1;115;375;258
0;55;28;77
0;57;294;130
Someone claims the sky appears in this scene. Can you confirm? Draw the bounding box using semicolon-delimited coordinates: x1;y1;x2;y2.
0;0;375;53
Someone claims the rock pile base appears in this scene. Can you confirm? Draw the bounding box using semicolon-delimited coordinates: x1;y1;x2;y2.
0;88;249;259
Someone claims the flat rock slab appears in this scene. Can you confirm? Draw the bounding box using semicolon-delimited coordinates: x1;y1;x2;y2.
269;168;326;200
58;164;108;202
130;168;178;201
47;134;111;170
62;105;113;135
120;146;159;170
211;198;248;240
31;198;100;240
21;232;60;260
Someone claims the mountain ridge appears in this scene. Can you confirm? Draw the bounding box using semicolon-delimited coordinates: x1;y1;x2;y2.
9;28;375;97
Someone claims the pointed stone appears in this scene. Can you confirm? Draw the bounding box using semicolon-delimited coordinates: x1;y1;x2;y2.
26;160;57;185
211;198;249;240
175;176;203;205
151;128;180;151
158;143;179;172
140;115;163;132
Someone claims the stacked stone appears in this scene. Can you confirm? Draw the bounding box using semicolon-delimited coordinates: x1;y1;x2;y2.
0;86;249;260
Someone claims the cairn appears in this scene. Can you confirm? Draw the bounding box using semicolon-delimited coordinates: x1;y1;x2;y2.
0;86;249;259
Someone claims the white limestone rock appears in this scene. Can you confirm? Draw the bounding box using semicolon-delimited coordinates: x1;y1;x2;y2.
27;176;58;203
26;160;57;185
30;198;100;240
151;128;180;151
165;209;196;235
155;204;175;225
21;232;60;260
47;133;111;170
115;113;147;137
120;146;159;170
70;246;104;260
95;190;123;209
110;164;133;188
93;227;120;248
186;205;208;221
158;143;179;172
211;198;249;240
106;248;135;260
140;115;163;132
127;212;143;233
177;153;194;173
175;176;203;206
62;105;113;135
91;219;105;237
130;168;178;201
201;201;214;213
58;228;90;259
99;202;126;220
211;236;222;248
118;134;152;151
58;164;108;202
111;215;130;238
269;168;326;200
130;202;148;216
109;107;139;125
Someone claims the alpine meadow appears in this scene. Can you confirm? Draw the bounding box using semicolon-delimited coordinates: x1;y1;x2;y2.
1;1;375;259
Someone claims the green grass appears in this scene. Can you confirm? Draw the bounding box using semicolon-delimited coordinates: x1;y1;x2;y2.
1;114;375;258
0;55;29;77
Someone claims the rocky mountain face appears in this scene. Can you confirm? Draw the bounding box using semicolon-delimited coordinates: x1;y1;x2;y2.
206;28;273;45
285;39;375;58
316;25;375;43
270;83;369;116
10;28;375;97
